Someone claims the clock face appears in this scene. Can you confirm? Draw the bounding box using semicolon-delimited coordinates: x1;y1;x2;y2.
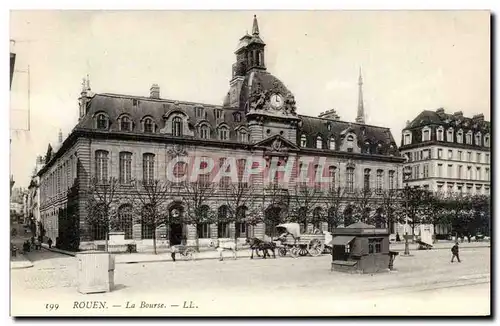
270;94;284;109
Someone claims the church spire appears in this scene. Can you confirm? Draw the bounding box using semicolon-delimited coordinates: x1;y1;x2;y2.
252;15;260;35
355;67;365;124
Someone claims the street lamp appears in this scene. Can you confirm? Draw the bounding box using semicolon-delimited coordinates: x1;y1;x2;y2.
403;165;412;256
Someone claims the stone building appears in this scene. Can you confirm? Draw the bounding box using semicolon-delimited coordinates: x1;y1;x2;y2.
400;108;491;195
38;16;405;251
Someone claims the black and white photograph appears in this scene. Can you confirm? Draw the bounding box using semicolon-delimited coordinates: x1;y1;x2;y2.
8;9;491;317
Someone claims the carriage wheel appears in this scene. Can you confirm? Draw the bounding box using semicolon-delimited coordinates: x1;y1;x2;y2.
307;239;324;257
298;246;308;256
279;247;287;257
290;246;299;258
185;248;195;261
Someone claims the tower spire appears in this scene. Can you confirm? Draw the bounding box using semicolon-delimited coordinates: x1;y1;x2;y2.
252;15;260;35
355;67;365;124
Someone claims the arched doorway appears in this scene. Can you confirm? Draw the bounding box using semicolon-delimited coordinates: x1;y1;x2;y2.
265;205;287;237
343;205;354;227
169;203;184;246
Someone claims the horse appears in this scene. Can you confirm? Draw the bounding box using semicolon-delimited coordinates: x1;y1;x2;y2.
209;239;237;261
246;237;277;259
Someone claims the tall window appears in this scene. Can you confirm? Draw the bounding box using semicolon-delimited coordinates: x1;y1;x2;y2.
437;164;443;177
376;170;383;194
120;116;132;131
95;150;109;183
484;134;490;147
239;130;248;143
347;167;354;192
466;132;472;145
448;150;453;160
96;114;108;130
143;153;155;183
467;151;472;161
423;164;429;178
458;165;463;179
475;133;481;146
458;150;463;161
388;170;395;190
118;204;133;239
476;167;481;180
141;205;154;239
364;169;371;190
219;127;229;140
457;130;463;143
447;164;453;178
403;133;411;145
477;153;481;163
119;152;132;184
316;136;323;149
144;118;154;133
200;125;210;139
217;206;230;238
422;129;430;141
172;117;183;136
329;137;336;150
328;166;337;189
197;205;211;238
447;128;454;142
485;168;490;181
235;206;248;238
300;135;307;147
437;128;444;141
437;149;443;159
237;159;248;187
219;158;231;189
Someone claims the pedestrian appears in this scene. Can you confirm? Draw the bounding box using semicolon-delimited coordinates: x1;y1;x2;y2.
451;242;461;263
34;238;41;250
47;238;53;249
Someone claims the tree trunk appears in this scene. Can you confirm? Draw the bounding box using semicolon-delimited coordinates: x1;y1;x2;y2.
152;226;157;255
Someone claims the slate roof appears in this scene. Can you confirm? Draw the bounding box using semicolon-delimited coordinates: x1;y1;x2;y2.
405;109;490;133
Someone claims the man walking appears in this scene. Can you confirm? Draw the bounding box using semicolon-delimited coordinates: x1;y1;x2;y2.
451;242;461;263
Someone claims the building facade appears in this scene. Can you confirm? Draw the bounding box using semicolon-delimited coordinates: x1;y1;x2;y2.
399;108;490;195
38;16;405;251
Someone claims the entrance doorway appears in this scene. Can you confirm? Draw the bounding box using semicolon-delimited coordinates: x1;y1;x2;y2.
169;204;184;246
170;223;183;246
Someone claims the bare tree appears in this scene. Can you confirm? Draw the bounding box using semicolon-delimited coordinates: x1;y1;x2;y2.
324;186;347;231
181;179;216;250
378;189;403;230
352;188;374;224
289;182;323;232
130;179;173;255
85;176;121;251
260;183;290;237
402;187;435;235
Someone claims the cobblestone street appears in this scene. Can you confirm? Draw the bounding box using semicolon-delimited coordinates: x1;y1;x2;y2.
11;246;490;316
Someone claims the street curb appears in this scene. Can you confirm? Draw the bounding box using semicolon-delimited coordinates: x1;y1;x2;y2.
41;244;76;257
390;245;490;252
10;254;34;270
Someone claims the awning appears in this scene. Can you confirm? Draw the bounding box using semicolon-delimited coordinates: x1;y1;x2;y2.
329;235;355;246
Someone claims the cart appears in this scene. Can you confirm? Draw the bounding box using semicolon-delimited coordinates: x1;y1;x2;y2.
275;223;325;258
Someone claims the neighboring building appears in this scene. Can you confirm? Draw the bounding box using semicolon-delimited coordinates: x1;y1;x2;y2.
399;108;491;196
38;16;405;251
26;156;45;237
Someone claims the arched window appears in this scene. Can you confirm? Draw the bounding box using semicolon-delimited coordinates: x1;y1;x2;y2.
422;127;430;141
120;116;132;131
96;113;108;130
172;117;183;136
119;152;132;184
403;131;412;145
329;137;336;150
346;167;355;193
316;136;323;149
143;153;155;183
328;166;337;189
364;168;371;190
95;150;109;183
457;129;463;143
300;135;307;147
117;204;133;239
376;170;384;194
219;126;229;140
239;130;248;143
199;125;210;139
437;127;444;141
475;132;482;146
144;118;154;133
217;205;230;238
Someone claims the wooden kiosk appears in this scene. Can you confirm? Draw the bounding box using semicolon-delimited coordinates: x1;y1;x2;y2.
329;222;398;274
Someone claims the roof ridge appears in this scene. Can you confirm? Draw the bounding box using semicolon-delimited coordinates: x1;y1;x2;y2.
299;114;391;130
97;92;222;108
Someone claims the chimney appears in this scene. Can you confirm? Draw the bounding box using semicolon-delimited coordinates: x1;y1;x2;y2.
318;109;341;120
36;155;43;165
150;84;160;99
406;120;411;127
58;129;63;144
472;113;485;122
435;108;446;118
453;111;463;119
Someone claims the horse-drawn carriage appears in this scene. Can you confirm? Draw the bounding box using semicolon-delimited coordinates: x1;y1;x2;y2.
274;223;326;258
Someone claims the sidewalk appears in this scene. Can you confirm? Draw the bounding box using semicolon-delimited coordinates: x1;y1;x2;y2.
389;240;490;252
10;254;34;269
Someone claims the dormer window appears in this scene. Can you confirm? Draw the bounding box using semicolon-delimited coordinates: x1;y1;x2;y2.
234;112;241;122
196;107;205;118
457;129;463;143
447;128;454;142
403;132;412;145
475;132;482;146
327;123;332;131
484;134;490;147
120;116;132;131
200;125;210;139
300;135;307;147
316;136;323;149
215;109;223;119
329;137;336;150
143;117;154;133
436;127;444;141
239;130;248;143
422;127;430;141
364;141;371;154
172;117;183;136
466;131;473;144
219;126;229;140
132;99;139;107
96;113;109;130
346;135;354;142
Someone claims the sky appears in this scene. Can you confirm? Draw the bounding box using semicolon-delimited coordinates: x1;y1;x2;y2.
9;10;490;188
